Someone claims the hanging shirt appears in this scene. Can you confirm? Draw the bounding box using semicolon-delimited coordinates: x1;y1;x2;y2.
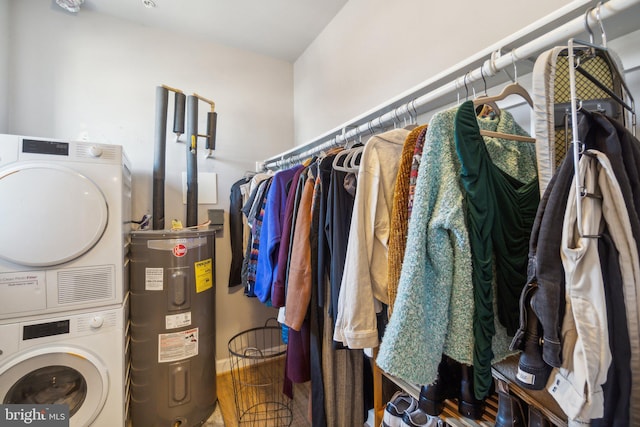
285;165;317;330
316;152;339;309
377;106;537;386
245;177;273;297
271;165;307;307
454;100;539;399
229;176;250;287
408;127;427;216
325;155;356;339
387;125;427;316
240;173;273;293
333;128;409;349
255;165;303;304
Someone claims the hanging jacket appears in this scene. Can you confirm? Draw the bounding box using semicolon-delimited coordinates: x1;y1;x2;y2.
255;165;302;303
325;155;355;345
271;165;307;307
387;125;427;316
229;176;250;286
454;101;539;399
511;112;640;424
377;105;537;386
285;165;316;330
550;150;613;423
333;128;409;349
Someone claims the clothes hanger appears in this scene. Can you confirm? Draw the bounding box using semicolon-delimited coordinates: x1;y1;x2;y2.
568;4;635;132
567;2;636;238
402;100;419;130
472;55;536;143
473;65;501;118
345;146;364;171
473;55;533;109
332;131;358;173
344;132;365;173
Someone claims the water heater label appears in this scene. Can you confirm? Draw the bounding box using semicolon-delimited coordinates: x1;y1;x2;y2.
165;312;192;330
194;258;213;293
145;267;164;291
158;327;199;363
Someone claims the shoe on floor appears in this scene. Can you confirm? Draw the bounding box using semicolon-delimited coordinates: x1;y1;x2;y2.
401;408;443;427
419;355;461;416
382;391;418;427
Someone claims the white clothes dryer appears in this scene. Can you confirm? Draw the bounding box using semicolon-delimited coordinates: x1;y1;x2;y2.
0;301;129;427
0;134;131;321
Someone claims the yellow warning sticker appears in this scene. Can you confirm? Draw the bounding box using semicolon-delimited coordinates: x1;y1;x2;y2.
194;258;213;293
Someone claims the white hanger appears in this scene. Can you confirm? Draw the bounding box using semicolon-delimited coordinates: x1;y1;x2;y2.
472;54;535;143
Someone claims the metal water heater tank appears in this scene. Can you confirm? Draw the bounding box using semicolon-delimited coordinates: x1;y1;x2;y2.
129;229;216;427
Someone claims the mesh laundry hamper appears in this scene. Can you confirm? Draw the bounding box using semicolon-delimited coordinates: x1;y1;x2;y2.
228;319;292;426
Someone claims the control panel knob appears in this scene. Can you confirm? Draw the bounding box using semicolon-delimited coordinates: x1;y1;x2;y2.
89;146;103;157
89;316;104;329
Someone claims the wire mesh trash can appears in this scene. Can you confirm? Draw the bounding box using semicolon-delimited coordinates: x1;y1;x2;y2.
228;319;292;426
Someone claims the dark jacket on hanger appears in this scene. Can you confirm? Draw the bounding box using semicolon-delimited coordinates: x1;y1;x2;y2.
593;230;631;427
229;176;250;287
512;111;640;397
325;155;356;346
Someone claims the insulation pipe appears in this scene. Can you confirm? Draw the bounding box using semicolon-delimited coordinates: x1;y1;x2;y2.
206;111;217;155
262;0;640;170
186;95;198;227
173;92;186;140
152;86;169;230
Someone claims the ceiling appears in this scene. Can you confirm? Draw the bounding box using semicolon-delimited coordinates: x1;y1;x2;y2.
79;0;349;62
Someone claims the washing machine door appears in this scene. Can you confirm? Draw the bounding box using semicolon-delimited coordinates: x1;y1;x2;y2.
0;162;108;267
0;346;109;427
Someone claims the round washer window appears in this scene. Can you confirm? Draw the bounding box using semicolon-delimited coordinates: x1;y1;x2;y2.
0;348;109;427
4;365;87;416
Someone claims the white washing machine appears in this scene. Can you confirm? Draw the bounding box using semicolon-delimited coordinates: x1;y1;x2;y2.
0;301;129;427
0;134;131;321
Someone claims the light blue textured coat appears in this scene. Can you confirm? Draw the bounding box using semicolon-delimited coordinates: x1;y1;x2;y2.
376;106;537;385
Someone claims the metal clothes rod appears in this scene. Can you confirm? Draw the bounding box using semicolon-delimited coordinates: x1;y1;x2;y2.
263;0;640;170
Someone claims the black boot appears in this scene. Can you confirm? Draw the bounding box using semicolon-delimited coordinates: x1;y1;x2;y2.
528;406;551;427
458;364;485;419
516;299;552;390
418;355;460;416
495;382;526;427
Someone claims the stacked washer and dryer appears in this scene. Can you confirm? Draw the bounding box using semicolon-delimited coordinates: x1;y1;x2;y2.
0;134;132;427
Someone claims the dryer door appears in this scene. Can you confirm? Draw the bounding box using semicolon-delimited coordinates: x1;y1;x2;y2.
0;347;109;427
0;163;108;267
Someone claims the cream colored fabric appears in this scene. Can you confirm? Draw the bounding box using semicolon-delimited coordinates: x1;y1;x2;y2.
532;46;567;195
550;150;640;425
334;128;409;349
551;151;610;422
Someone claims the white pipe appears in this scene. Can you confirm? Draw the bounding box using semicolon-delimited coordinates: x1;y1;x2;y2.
264;0;640;169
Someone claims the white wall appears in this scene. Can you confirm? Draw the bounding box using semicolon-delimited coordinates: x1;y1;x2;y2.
6;1;291;363
293;0;581;145
0;0;9;132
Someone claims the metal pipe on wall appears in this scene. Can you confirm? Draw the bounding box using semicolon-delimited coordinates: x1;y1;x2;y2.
186;95;199;227
152;86;169;230
263;0;640;170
